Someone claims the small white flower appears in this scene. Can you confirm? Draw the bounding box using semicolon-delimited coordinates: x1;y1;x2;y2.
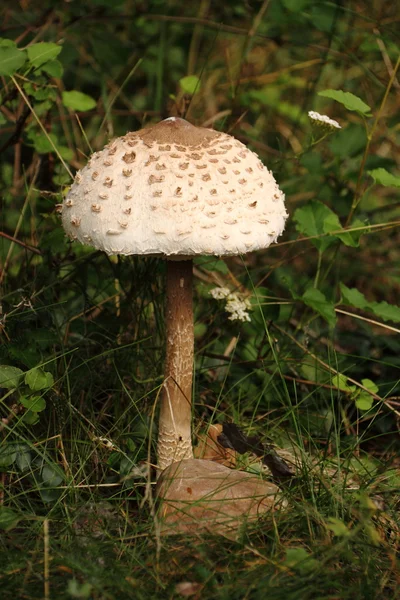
308;111;341;130
210;286;230;300
210;288;252;322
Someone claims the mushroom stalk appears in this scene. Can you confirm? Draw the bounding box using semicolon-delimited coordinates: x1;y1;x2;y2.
157;259;194;472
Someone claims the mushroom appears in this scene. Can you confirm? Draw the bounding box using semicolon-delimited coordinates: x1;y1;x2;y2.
61;117;288;533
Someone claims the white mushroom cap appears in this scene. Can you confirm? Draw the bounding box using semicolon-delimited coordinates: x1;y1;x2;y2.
61;118;287;256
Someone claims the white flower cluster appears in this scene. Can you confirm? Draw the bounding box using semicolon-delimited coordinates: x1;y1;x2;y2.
210;287;252;322
308;111;341;130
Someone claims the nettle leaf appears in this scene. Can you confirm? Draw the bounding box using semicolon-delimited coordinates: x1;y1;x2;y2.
368;168;400;188
293;201;336;251
20;396;46;412
0;507;21;531
368;300;400;323
62;90;96;111
318;89;371;115
301;288;336;327
25;367;54;391
0;46;26;75
179;75;201;95
340;283;400;322
323;215;367;248
0;365;24;389
27;42;62;68
340;284;370;309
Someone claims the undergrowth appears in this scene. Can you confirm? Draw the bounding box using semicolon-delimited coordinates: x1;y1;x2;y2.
0;1;399;598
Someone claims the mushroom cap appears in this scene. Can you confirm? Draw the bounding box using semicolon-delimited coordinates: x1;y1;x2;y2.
62;118;287;256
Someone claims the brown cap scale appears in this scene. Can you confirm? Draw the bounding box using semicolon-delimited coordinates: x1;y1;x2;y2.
61;118;287;474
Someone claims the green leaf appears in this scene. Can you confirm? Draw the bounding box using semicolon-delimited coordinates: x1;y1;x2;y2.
355;393;374;411
283;548;319;574
0;365;24;389
340;284;370;309
368;300;400;323
39;59;63;78
22;411;40;425
0;38;17;48
0;46;26;75
323;215;367;248
361;378;379;394
41;463;64;487
293;201;337;251
0;444;18;467
331;373;355;393
67;579;93;599
27;42;62;68
15;445;32;471
20;395;46;413
301;288;336;327
318;89;371;115
25;367;53;391
62;90;96;112
368;168;400;188
27;130;58;154
326;517;350;537
179;75;201;95
340;284;400;322
0;507;21;531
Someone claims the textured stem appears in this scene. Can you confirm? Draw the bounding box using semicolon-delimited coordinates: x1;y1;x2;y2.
157;260;194;472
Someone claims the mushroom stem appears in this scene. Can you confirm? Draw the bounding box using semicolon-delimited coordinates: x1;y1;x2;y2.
157;259;194;472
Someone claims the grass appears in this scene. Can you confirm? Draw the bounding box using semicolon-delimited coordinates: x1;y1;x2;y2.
1;1;400;598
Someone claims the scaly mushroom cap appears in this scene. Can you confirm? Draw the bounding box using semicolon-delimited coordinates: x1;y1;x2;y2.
62;118;287;256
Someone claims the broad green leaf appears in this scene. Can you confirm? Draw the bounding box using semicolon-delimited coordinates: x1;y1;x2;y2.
318;89;371;115
0;507;21;531
323;215;367;248
368;300;400;323
27;130;59;154
0;365;24;389
0;444;17;467
368;168;400;188
355;393;374;411
361;379;379;394
22;411;40;425
41;463;64;487
0;38;16;48
0;46;26;75
20;395;46;412
179;75;201;95
25;367;53;391
326;517;350;537
340;284;370;309
39;59;63;78
15;445;31;471
27;42;62;68
341;284;400;322
301;288;336;327
293;201;337;251
62;90;96;112
331;373;355;393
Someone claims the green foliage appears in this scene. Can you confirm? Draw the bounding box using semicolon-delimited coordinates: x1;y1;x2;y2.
0;2;399;598
318;89;371;115
62;90;97;111
0;43;26;75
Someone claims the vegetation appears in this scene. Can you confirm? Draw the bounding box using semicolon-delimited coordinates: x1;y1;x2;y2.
0;1;399;598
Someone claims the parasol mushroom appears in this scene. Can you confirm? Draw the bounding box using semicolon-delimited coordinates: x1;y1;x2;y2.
61;117;288;533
